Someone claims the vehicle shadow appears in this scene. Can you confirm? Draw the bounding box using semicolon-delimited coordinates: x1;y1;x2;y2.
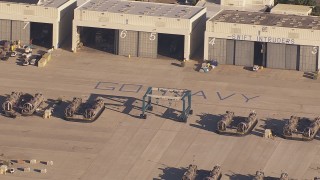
189;113;222;133
0;94;7;108
226;173;255;180
243;66;253;71
262;118;285;138
303;72;316;79
171;62;182;67
155;167;210;180
251;118;268;137
155;166;187;180
42;98;67;119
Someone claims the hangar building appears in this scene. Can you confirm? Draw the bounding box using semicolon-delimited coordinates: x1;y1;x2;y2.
72;0;206;60
204;10;320;72
271;4;313;16
0;0;77;48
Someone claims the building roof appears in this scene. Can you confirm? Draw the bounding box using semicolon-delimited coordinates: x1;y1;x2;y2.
271;4;313;15
0;0;70;8
79;0;204;19
210;10;320;30
0;0;39;4
147;0;178;4
196;0;268;19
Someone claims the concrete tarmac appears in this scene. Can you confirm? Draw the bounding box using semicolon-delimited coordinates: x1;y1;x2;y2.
0;48;319;179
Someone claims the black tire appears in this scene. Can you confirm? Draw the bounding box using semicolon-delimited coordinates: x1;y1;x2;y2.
148;106;153;111
140;114;147;119
180;117;187;122
189;109;193;115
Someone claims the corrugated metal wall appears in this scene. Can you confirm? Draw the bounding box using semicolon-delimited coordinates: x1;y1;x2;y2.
235;40;254;66
266;43;286;69
0;19;11;41
285;45;298;70
226;39;235;65
299;45;318;72
118;30;138;57
208;38;226;64
138;31;157;58
11;20;30;45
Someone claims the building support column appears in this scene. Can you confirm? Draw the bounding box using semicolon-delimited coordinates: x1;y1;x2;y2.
318;45;320;70
184;34;190;60
71;21;78;52
204;32;209;61
52;22;59;49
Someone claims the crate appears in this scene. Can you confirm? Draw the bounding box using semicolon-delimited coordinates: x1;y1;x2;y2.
38;57;47;67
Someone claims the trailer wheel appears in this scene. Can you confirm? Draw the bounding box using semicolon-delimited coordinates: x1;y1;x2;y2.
140;114;147;119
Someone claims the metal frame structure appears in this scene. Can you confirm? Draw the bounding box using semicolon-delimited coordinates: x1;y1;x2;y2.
140;87;192;122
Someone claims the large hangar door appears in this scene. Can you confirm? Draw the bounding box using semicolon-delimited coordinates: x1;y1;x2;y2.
138;31;157;58
226;40;235;65
0;19;11;41
118;30;138;57
31;22;53;48
11;20;30;45
266;43;286;69
299;45;318;72
285;45;298;70
235;41;254;66
208;38;226;64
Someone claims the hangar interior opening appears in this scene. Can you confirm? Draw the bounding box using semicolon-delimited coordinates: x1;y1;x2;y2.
79;26;117;54
254;42;266;67
30;22;53;48
158;33;184;60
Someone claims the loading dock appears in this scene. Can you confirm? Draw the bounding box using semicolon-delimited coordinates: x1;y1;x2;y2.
72;0;206;60
205;10;320;72
0;0;77;49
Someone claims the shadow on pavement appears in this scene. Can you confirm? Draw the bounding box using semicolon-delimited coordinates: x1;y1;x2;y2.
262;118;285;138
226;173;254;180
103;95;141;118
94;93;190;122
155;167;210;180
0;94;7;109
155;167;187;180
189;113;222;133
44;98;69;119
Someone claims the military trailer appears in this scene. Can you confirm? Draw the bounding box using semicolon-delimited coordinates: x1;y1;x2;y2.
64;97;105;122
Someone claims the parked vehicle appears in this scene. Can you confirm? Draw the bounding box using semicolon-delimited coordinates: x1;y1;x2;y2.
10;51;17;57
